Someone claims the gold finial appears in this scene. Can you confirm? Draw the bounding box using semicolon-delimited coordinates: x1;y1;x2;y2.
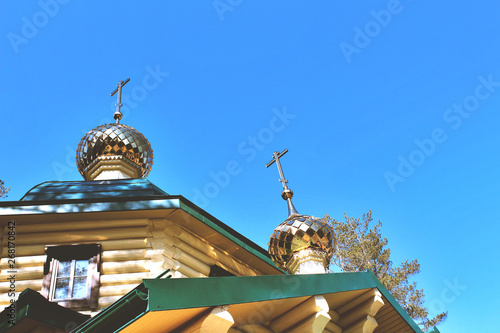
110;78;130;123
266;149;299;217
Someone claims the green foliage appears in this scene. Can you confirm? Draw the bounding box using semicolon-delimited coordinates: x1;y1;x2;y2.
0;180;9;199
324;210;447;332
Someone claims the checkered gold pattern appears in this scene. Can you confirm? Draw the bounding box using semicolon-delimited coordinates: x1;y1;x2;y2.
76;123;153;179
268;215;335;270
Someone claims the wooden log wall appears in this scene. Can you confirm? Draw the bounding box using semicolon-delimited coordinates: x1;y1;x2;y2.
0;217;263;312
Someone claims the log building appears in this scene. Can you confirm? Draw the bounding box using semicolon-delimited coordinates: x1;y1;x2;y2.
0;79;427;332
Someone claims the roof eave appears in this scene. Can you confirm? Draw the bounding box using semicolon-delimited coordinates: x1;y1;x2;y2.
0;195;282;274
74;271;423;333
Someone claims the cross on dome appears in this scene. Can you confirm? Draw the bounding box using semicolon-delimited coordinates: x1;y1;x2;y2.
266;149;335;274
110;78;130;123
266;149;291;192
76;77;153;181
266;149;299;217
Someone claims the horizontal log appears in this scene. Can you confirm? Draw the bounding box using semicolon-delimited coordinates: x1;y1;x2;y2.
0;302;12;309
214;248;257;277
162;257;206;278
161;236;240;276
162;235;216;266
165;224;214;254
98;295;122;308
147;261;167;278
101;239;148;251
0;279;42;293
1;238;148;257
1;243;45;257
167;226;258;276
101;239;148;252
0;255;45;269
101;249;147;262
162;245;211;276
8;219;149;234
10;227;148;245
182;307;234;333
270;296;328;332
1;266;43;281
324;321;343;333
170;270;189;279
337;289;380;315
233;324;275;333
329;310;340;323
100;272;150;286
0;292;21;304
159;221;261;276
101;260;149;275
344;315;378;333
338;295;384;328
99;284;140;297
289;311;331;333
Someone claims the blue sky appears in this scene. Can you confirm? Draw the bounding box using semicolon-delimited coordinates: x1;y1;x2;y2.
2;1;499;331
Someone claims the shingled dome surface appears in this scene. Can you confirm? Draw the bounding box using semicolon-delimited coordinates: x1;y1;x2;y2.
76;123;153;179
268;214;335;270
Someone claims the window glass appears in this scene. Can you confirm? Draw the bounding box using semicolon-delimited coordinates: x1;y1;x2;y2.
75;260;88;276
57;260;72;277
53;260;89;299
55;278;70;299
72;277;88;298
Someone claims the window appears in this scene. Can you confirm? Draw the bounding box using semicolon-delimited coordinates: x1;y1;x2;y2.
41;244;101;310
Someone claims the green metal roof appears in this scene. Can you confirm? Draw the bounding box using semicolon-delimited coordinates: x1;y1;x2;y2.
73;270;423;333
0;180;279;272
0;289;90;333
20;179;168;201
144;270;421;330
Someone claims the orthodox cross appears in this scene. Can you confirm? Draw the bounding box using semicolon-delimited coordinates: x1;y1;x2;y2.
266;149;290;191
110;78;130;123
266;148;299;216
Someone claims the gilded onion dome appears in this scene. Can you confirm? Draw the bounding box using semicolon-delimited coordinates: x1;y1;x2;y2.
76;78;153;181
76;123;153;180
268;214;335;271
266;149;335;273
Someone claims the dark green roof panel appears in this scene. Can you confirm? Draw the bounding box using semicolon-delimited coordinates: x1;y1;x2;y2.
74;271;423;333
20;179;168;201
0;288;90;332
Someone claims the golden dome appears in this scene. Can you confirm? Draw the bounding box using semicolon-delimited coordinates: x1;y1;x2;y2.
76;123;153;179
268;214;335;271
